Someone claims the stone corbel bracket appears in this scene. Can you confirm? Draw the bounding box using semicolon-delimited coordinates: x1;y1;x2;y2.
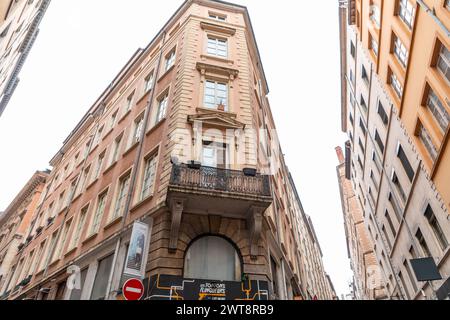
247;206;265;260
169;197;186;253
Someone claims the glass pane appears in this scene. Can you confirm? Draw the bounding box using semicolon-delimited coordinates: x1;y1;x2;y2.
90;255;114;300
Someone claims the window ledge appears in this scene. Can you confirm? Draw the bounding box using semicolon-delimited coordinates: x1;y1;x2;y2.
86;178;98;191
103;161;118;175
103;128;114;141
64;247;77;258
82;232;98;245
103;216;123;231
200;54;234;65
72;193;82;203
123;141;139;157
48;258;60;269
146;118;166;136
157;65;175;83
57;206;68;216
130;194;154;213
118;109;131;124
89;144;99;156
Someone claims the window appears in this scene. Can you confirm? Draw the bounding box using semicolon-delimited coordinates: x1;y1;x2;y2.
270;256;279;298
93;152;105;182
359;118;367;136
207;37;228;58
415;228;432;257
66;180;77;206
111;134;123;164
404;259;418;294
90;192;108;235
425;86;450;132
144;72;154;92
184;236;241;281
165;49;176;71
76;166;90;196
382;225;392;249
140;154;158;200
350;41;356;58
358;138;365;154
392;170;407;202
109;110;118;131
398;271;410;299
417;123;438;161
357;155;364;170
132;115;144;145
393;34;409;67
389;69;403;98
93;125;104;146
360;95;368;112
53;219;72;261
112;173;131;220
209;13;226;21
204;80;228;110
43;232;58;269
125;93;134;113
202;141;227;169
90;254;114;300
388;192;402;222
370;5;380;28
424;205;448;251
370;34;379;56
155;93;169;124
374;129;385;154
70;206;88;249
385;210;397;238
377;101;389;125
436;42;450;85
398;0;415;29
349;112;354;125
361;65;369;84
397;144;414;182
57;191;66;212
69;268;88;300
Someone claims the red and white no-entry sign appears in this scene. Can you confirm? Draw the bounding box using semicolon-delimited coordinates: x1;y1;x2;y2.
122;278;144;301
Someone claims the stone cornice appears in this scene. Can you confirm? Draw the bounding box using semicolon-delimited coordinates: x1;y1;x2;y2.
200;21;236;36
196;62;239;79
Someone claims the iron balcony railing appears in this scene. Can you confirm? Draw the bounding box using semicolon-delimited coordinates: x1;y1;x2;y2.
169;164;271;197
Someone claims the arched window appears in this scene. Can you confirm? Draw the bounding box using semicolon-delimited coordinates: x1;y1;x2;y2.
184;236;241;282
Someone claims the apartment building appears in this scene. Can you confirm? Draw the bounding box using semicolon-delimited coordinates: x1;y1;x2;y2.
0;171;49;297
0;0;50;117
339;0;450;300
336;146;387;300
0;0;333;300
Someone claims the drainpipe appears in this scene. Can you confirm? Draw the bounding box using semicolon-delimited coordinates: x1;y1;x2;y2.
105;31;168;300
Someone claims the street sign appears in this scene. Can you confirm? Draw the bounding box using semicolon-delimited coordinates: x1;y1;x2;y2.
123;278;144;301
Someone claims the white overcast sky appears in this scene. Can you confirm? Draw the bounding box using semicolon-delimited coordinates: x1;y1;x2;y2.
0;0;350;296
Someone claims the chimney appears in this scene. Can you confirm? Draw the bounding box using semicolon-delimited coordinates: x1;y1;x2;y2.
335;146;345;164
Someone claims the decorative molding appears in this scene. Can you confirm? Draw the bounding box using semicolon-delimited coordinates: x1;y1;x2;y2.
196;62;239;80
247;206;265;259
200;21;236;36
188;108;245;129
169;197;185;252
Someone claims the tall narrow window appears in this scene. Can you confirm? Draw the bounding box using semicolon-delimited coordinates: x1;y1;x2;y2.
392;171;407;202
397;144;414;182
369;5;380;28
424;205;448;251
93;126;104;147
207;37;228;57
125;92;134;113
361;65;369;84
109;110;118;131
70;206;88;249
165;49;176;71
393;34;409;67
141;154;158;200
76;166;90;196
112;173;131;220
90;192;108;235
436;44;450;85
370;34;379;56
360;95;368;112
53;220;72;261
90;254;114;300
425;86;450;132
415;228;432;257
156;93;169;124
202;141;227;169
374;129;385;154
403;259;418;294
385;210;397;238
350;41;356;58
359;118;367;136
390;69;403;98
132;115;144;145
377;101;389;125
417;123;438;161
93;152;105;182
398;271;410;299
111;134;123;164
144;72;154;92
398;0;415;29
204;80;228;110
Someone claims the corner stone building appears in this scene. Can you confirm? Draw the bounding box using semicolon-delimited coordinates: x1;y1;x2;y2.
0;0;334;300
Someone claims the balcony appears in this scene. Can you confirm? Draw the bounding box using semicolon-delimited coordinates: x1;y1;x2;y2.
167;164;273;256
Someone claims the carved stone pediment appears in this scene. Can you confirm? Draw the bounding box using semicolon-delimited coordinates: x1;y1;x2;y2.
196;62;239;79
200;22;236;36
188;108;245;129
